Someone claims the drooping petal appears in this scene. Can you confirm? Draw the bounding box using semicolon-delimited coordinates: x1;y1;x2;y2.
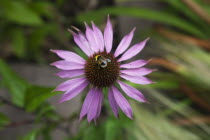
121;68;156;77
120;60;149;69
87;88;101;122
85;23;100;52
121;74;154;85
108;88;119;118
80;88;96;120
117;80;147;102
50;50;85;64
114;28;135;57
112;86;133;119
59;80;88;103
54;77;87;91
50;60;84;70
118;38;149;62
70;30;92;56
95;91;103;120
92;22;104;52
104;15;113;53
56;69;84;78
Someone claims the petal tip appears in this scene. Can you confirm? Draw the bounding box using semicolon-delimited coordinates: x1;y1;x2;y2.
59;97;67;103
71;25;80;32
148;58;153;63
146;37;150;41
91;21;95;25
50;49;56;53
84;21;89;28
152;69;158;72
50;62;56;66
132;27;136;32
67;29;76;35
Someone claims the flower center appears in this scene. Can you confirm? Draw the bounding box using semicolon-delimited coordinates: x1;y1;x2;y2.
84;51;120;88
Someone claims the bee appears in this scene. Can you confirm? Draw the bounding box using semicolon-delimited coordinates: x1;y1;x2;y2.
95;55;111;68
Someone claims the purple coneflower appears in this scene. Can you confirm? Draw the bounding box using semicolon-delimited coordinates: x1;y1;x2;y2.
51;16;155;122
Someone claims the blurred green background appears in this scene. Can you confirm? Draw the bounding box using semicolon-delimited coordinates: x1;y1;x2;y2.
0;0;210;139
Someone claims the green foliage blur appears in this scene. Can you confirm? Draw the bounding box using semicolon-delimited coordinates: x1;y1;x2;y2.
0;0;210;140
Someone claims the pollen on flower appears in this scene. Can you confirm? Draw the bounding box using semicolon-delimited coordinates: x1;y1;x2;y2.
84;51;120;88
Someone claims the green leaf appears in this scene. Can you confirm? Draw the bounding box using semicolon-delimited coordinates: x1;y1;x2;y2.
76;7;205;38
105;118;125;140
25;85;59;112
0;59;29;107
1;1;42;25
11;28;26;58
30;2;54;19
28;24;57;60
159;0;210;36
0;113;10;129
21;129;39;140
36;103;60;121
132;103;201;140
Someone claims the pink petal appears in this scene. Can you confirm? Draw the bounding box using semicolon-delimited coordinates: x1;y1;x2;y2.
92;22;104;52
117;80;147;102
108;88;119;118
51;60;84;70
121;74;154;85
59;80;88;103
70;30;92;56
87;88;101;122
54;77;87;91
121;68;155;77
120;60;149;69
50;50;85;64
95;91;103;119
85;23;100;52
114;28;135;57
80;88;96;120
112;86;133;119
118;38;149;62
104;15;113;53
56;70;84;78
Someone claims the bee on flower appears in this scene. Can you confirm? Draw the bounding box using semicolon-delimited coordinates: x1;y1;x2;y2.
51;16;155;122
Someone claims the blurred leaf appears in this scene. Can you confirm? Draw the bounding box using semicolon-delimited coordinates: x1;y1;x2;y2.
132;103;201;140
30;2;54;19
0;113;10;129
82;125;105;140
40;123;57;140
160;0;201;23
159;99;192;116
126;81;179;90
74;47;88;60
105;116;134;140
77;7;205;38
25;85;59;112
36;103;60;121
1;1;43;25
11;28;26;58
145;88;210;137
0;59;29;107
28;24;58;60
21;129;39;140
105;118;122;140
160;0;209;31
163;42;210;89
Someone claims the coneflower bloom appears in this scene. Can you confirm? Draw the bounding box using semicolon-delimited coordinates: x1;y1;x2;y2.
51;16;155;122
